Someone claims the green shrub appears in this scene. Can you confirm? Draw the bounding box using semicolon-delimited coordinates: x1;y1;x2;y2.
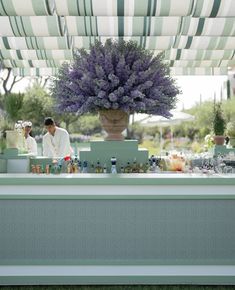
212;103;226;136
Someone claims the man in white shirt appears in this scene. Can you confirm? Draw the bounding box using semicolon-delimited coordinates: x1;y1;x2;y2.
23;121;38;156
43;117;72;158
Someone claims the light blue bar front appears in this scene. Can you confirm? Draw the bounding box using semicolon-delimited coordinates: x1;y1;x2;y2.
0;173;235;285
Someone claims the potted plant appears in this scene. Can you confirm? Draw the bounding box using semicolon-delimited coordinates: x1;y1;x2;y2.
226;121;235;148
51;39;180;140
212;103;226;145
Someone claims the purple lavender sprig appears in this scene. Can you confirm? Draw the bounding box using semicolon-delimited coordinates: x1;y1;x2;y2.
51;39;180;117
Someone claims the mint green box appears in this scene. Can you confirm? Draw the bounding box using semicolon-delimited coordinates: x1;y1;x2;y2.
79;140;148;173
210;145;235;157
0;148;30;173
0;158;7;173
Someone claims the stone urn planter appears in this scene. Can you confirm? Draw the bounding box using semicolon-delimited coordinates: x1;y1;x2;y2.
213;135;225;146
212;103;226;146
99;109;129;141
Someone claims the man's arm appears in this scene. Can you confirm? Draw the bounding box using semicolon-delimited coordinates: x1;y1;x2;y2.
58;131;71;157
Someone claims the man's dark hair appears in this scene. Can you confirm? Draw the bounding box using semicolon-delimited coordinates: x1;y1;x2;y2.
44;117;55;126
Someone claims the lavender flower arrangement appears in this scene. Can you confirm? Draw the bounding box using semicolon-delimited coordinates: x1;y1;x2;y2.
52;39;180;117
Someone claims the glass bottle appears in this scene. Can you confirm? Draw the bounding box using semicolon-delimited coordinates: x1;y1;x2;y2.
143;162;149;173
31;164;36;174
110;157;117;174
45;164;50;174
82;161;88;173
90;162;95;173
120;164;124;173
132;158;139;173
67;160;73;174
124;162;131;173
78;160;82;173
95;160;103;173
139;163;144;173
73;155;79;173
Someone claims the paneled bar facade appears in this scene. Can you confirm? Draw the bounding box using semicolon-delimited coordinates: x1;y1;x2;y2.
0;174;235;285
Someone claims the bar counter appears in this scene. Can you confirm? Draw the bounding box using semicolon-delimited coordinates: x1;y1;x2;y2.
1;172;235;185
0;173;235;285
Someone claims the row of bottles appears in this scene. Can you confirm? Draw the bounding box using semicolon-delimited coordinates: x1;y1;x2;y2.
89;157;150;174
31;155;165;174
148;155;166;173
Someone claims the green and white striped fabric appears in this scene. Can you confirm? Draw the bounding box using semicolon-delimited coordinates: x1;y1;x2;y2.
0;36;72;49
12;67;59;76
0;15;233;38
6;58;235;69
181;17;235;36
2;48;234;62
65;16;182;36
170;67;228;75
55;0;235;17
72;36;176;49
173;36;235;50
193;0;235;17
0;49;73;60
0;16;65;36
169;60;235;68
0;0;234;76
55;0;194;16
2;47;235;62
65;16;235;37
72;35;235;50
2;59;69;68
11;67;228;77
0;0;54;16
164;49;235;61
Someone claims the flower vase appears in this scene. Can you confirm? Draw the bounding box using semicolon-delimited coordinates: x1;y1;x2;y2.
99;109;129;141
213;135;225;146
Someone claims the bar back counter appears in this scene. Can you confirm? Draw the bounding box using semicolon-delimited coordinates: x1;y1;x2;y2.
0;173;235;285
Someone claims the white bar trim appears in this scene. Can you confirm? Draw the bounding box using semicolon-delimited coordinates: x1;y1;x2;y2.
1;265;235;277
0;185;235;196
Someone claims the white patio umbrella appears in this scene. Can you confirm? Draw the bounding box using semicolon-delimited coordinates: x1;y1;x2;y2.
131;110;195;152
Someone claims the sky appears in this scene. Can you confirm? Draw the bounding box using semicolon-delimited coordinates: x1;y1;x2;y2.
4;74;229;111
175;75;228;110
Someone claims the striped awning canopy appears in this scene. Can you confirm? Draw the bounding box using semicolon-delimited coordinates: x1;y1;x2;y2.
0;0;235;76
